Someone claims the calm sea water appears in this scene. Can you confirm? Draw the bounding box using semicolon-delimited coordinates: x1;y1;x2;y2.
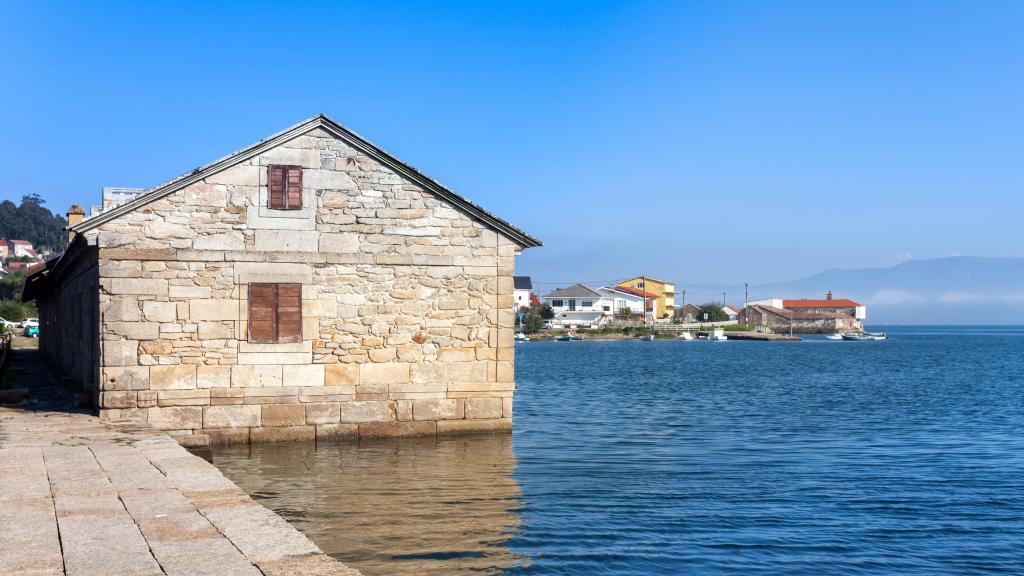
211;326;1024;575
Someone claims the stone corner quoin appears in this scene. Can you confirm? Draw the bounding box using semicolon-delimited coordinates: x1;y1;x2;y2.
33;120;532;444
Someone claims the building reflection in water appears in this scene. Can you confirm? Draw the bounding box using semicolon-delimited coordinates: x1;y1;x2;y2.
213;434;526;576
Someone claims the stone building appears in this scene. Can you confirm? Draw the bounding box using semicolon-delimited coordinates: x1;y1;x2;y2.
25;114;541;445
740;304;862;334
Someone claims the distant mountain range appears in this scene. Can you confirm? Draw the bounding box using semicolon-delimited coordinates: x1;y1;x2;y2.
695;257;1024;325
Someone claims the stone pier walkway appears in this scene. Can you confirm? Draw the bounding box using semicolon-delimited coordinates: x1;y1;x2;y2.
0;347;359;576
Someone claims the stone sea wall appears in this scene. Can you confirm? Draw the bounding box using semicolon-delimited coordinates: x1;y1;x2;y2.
77;127;518;444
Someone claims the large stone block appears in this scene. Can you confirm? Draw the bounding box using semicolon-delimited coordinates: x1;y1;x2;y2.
107;322;160;341
231;365;282;387
318;233;359;253
103;297;142;321
233;262;313;284
316;423;358;441
204;405;261;428
103;340;139;367
254;230;319;252
168;285;212;299
102;367;149;391
304;403;341;424
142;302;177;323
197;366;231;389
325;364;358;387
193;232;245;251
237;351;312;365
150;365;197;390
465;397;503;419
250;425;316;443
358;421;436;438
148;407;203;430
412;399;463;421
189;299;239;321
157;389;212;407
281;364;325;387
359;363;410;386
198;322;232;340
107;278;168;296
436;418;511;435
261;404;306;427
339;401;395;423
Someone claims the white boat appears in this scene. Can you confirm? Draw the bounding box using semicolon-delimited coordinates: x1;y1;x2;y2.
707;328;728;341
825;333;843;340
678;332;695;341
639;334;655;341
841;332;887;341
514;332;530;342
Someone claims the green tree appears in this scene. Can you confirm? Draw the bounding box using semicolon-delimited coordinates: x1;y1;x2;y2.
522;312;543;334
698;303;729;322
539;304;555;320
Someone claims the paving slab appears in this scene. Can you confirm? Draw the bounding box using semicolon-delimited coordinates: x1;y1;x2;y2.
0;347;361;576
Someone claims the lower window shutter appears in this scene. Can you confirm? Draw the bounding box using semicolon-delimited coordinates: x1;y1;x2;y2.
249;284;277;343
276;284;302;343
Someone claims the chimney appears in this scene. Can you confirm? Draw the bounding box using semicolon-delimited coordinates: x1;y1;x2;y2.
826;290;833;300
66;204;85;245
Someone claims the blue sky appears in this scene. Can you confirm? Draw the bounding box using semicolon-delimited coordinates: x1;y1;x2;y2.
2;1;1022;296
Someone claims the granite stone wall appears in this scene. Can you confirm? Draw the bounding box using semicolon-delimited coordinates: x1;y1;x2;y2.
82;127;519;444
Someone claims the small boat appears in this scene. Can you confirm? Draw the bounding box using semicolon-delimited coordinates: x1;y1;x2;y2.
678;332;695;341
825;333;843;340
707;328;728;341
639;334;655;341
841;332;887;341
514;332;530;342
555;334;584;342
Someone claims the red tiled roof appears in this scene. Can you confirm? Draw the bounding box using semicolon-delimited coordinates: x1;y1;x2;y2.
613;285;660;300
9;240;32;245
783;299;861;309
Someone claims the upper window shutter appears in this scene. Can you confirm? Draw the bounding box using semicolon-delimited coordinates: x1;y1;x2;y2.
248;284;277;343
268;165;286;209
286;166;303;209
276;284;302;343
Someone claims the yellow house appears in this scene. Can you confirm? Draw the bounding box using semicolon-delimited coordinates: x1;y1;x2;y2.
617;276;675;319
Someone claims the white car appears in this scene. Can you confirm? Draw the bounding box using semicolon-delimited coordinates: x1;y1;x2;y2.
0;317;19;330
23;318;39;327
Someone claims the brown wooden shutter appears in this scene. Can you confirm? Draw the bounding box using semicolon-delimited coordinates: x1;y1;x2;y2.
276;284;302;343
286;166;303;209
248;284;277;343
268;165;286;209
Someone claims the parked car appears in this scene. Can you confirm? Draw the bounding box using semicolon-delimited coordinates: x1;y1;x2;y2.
0;317;18;330
23;324;39;338
23;318;39;327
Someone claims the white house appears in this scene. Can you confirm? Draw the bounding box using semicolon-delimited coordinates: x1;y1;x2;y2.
595;286;654;317
513;276;533;311
8;240;36;259
541;284;609;328
722;305;741;321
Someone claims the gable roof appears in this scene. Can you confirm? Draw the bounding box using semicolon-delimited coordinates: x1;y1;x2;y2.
9;239;32;246
722;305;741;314
513;276;532;290
542;284;602;299
70;114;541;248
618;276;674;287
783;299;862;309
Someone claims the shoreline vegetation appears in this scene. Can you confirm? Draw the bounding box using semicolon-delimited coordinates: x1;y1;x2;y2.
524;325;801;342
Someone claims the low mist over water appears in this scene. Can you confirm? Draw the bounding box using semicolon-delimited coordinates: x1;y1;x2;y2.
214;327;1024;575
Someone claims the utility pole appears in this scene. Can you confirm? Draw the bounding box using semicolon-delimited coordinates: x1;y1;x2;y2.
744;283;749;307
722;291;726;306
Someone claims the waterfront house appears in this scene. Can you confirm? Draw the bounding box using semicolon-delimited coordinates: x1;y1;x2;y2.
617;276;675;319
540;284;607;328
676;303;703;323
8;239;37;259
722;305;741;321
783;292;866;320
24;114;541;444
740;304;861;334
513;276;532;311
596;285;657;318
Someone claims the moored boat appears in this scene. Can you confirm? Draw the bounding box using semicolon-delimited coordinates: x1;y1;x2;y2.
707;328;728;341
825;333;843;340
639;334;655;341
678;332;695;341
514;332;530;342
